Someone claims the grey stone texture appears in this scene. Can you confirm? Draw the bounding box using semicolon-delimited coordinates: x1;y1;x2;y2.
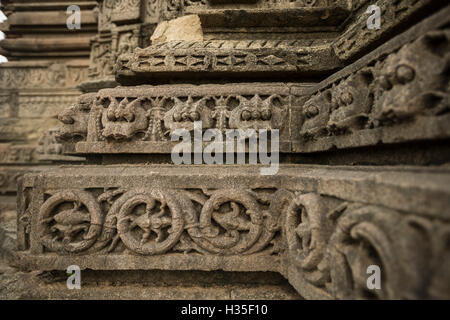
150;15;204;44
1;0;450;300
16;164;450;299
0;1;97;144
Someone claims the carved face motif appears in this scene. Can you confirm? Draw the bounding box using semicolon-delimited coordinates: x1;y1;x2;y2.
328;70;374;133
300;90;332;139
164;96;214;132
373;31;449;122
228;95;281;130
102;97;149;140
57;104;90;142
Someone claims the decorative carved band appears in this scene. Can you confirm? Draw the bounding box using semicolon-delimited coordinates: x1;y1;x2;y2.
295;11;450;152
115;40;340;82
33;187;284;257
0;64;89;89
17;165;450;299
54;7;450;155
56;84;298;153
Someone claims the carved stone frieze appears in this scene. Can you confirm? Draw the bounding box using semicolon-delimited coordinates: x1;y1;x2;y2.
0;64;88;89
3;0;450;302
116;40;340;83
293;9;450;152
32;187;285;257
332;0;446;61
17;165;450;300
52;6;450;156
85;25;143;89
55;83;296;153
285;192;450;299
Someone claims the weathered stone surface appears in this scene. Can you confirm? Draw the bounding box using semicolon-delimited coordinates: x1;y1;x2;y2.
116;40;341;84
0;270;300;300
0;1;96;151
70;83;296;153
151;15;203;45
293;6;450;153
2;0;450;301
185;6;351;29
49;6;449;157
15;165;450;299
0;205;16;271
81;0;175;92
333;0;447;61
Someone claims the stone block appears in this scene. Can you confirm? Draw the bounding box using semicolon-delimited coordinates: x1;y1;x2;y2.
16;164;450;299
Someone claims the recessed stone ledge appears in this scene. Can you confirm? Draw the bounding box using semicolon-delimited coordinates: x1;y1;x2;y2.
185;7;351;28
16;253;281;273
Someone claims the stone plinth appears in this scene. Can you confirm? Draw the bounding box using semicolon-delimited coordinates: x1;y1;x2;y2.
17;164;450;299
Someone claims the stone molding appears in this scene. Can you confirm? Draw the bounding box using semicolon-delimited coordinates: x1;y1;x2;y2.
55;9;450;155
17;164;450;299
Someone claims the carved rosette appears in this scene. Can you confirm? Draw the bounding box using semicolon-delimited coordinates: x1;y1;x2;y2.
114;189;184;255
189;189;265;255
326;204;402;299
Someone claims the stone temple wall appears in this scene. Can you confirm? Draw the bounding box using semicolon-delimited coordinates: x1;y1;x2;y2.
0;1;98;271
0;0;97;144
0;0;449;300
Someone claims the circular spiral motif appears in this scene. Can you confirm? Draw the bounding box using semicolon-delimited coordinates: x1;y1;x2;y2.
285;193;331;286
327;205;401;299
38;190;102;253
190;190;263;255
116;189;184;255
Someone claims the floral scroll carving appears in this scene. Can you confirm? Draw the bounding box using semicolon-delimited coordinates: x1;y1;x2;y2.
285;194;450;300
36;188;287;257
